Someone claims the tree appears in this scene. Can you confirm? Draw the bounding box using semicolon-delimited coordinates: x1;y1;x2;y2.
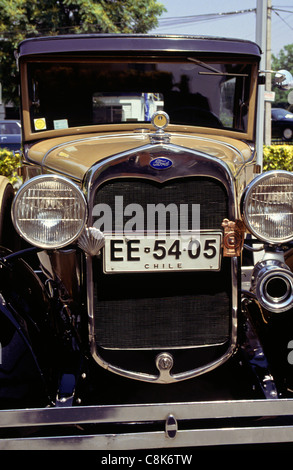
0;0;166;105
272;44;293;110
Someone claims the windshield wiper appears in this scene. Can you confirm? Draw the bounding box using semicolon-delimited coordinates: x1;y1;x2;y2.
187;58;248;77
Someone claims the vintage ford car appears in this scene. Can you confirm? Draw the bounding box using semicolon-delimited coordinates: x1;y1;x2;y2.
0;34;293;450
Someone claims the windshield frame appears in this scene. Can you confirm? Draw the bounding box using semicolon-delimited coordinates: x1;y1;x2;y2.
20;54;259;142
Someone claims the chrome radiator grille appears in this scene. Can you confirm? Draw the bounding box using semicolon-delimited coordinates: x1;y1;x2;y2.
92;177;231;351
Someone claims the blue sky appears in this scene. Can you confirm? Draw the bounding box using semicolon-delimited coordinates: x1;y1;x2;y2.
151;1;293;56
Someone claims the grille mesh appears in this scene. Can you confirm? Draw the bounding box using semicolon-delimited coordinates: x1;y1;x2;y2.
93;177;228;231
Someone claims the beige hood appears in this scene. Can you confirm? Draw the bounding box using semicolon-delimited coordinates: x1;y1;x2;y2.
27;130;254;182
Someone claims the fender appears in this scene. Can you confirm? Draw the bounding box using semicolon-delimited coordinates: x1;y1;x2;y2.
0;249;53;407
0;175;16;250
0;290;51;408
0;247;86;407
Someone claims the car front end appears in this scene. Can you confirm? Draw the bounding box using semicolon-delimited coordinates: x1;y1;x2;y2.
1;34;293;450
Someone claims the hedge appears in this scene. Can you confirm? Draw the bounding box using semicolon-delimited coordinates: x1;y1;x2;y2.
263;145;293;172
0;148;22;187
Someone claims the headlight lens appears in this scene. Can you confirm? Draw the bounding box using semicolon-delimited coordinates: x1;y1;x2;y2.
12;175;87;249
243;170;293;243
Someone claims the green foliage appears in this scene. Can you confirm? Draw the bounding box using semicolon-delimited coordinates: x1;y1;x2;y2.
272;44;293;75
263;145;293;171
272;44;293;110
0;148;22;186
0;0;166;104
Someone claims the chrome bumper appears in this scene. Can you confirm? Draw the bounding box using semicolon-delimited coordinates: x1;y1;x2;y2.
1;399;293;449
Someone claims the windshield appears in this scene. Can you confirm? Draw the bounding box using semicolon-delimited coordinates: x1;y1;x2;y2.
27;59;254;133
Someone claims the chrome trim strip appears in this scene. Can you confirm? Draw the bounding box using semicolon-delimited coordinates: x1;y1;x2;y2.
1;399;293;449
84;144;239;383
1;398;293;427
3;426;293;450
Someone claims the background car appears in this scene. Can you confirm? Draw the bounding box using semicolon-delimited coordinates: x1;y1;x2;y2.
0;120;21;152
271;107;293;141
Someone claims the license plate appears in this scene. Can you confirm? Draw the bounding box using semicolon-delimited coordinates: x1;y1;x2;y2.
103;232;222;273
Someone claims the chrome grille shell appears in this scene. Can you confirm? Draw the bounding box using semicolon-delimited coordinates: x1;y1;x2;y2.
83;142;239;383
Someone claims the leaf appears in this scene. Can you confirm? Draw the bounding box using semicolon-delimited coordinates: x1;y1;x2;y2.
0;0;166;104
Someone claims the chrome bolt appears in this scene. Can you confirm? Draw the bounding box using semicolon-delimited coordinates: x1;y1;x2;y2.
156;352;173;371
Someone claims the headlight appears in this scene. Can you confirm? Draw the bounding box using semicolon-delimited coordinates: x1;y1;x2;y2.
242;170;293;244
12;175;87;249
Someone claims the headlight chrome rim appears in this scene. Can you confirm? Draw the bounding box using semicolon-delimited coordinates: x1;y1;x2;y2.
243;170;293;244
12;174;88;249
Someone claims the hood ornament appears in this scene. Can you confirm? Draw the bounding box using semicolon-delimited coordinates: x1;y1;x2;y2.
149;111;170;144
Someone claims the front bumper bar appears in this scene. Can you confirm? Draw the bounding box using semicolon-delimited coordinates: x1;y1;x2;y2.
1;399;293;449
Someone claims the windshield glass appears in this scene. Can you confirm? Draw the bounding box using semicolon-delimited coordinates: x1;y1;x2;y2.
27;59;253;133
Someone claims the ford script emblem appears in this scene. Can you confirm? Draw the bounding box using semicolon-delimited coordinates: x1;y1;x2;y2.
150;157;173;170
